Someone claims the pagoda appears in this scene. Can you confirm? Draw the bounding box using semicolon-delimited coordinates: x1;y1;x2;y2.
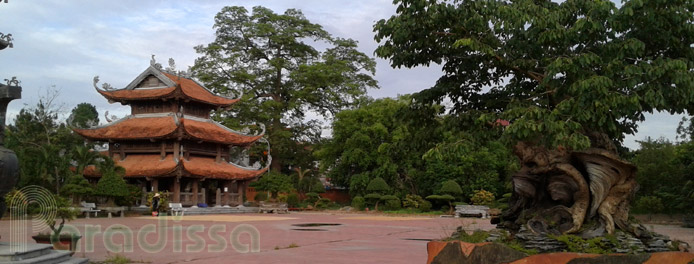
74;57;269;207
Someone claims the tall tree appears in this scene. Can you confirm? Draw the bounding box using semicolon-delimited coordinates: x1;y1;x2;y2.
316;96;442;196
374;0;694;236
68;103;99;128
193;6;378;173
5;93;83;192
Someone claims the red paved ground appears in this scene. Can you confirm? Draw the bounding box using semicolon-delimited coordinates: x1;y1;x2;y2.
0;212;691;264
0;212;491;264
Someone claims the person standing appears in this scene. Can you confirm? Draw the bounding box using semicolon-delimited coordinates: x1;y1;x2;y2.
152;193;160;217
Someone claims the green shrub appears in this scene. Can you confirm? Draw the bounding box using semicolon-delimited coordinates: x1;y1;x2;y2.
419;200;432;212
366;177;389;194
351;196;366;210
440;180;463;197
254;192;268;202
316;198;332;209
470;190;495;205
384;198;401;211
402;194;425;209
305;192;320;204
636;196;664;214
277;194;288;203
287;193;300;207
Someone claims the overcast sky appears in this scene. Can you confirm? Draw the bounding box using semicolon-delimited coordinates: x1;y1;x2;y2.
0;0;685;150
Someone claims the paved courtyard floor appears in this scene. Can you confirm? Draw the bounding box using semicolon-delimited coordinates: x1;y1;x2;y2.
0;212;692;263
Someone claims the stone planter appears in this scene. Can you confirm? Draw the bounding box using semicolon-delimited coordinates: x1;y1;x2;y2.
32;234;81;252
427;241;694;264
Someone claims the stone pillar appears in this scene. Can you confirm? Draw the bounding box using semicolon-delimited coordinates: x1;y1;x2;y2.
192;179;199;208
201;188;206;206
140;186;147;208
152;179;159;193
173;178;180;203
239;180;247;203
223;180;231;207
215;188;222;207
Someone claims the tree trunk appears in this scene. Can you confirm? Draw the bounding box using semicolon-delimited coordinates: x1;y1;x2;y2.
497;141;639;237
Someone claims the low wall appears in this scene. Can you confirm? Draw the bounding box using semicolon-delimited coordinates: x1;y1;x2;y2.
427;241;694;264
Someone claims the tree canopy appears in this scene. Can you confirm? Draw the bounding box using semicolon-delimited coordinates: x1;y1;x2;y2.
68;103;99;128
193;6;378;173
374;0;694;149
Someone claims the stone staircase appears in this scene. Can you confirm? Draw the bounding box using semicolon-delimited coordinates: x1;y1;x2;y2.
0;243;87;264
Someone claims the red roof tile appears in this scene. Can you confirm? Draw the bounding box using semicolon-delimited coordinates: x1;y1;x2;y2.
73;115;263;144
73;115;178;140
84;154;178;178
97;86;176;101
182;118;264;145
84;154;266;180
183;156;267;180
162;72;239;107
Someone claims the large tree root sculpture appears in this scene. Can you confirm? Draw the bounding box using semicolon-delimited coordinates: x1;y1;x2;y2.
495;141;639;238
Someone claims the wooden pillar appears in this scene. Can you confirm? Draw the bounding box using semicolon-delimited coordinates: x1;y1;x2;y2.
215;188;222;207
201;187;206;205
223;180;231;207
160;141;166;159
192;179;199;207
140;186;147;207
152;179;159;193
239;180;247;203
216;145;222;163
173;141;180;160
173;178;181;203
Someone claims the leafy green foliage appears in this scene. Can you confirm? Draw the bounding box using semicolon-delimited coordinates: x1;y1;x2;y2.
317;96;443;196
383;198;401;211
193;6;377;173
305;192;320;205
366;177;390;194
471;190;496;206
249;171;294;199
286;193;300;207
374;0;694;150
351;196;366;210
439;180;463;197
95;158;129;205
5;95;85;193
254;192;268;202
421;135;514;201
550;234;615;254
68;103;99;128
635;196;664;215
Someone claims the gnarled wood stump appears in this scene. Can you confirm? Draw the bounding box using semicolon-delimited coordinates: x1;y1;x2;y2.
495;141;640;237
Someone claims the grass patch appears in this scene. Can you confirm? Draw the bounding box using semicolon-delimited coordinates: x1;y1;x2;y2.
549;234;615;254
90;254;150;264
275;242;300;250
450;229;489;243
383;208;444;215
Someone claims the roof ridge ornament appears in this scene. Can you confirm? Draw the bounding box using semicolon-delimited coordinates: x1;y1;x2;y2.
93;76;113;91
4;76;19;86
150;54;163;70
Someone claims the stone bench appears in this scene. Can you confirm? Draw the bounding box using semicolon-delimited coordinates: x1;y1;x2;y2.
455;205;490;218
169;202;185;216
259;201;289;214
79;202;101;218
98;206;126;218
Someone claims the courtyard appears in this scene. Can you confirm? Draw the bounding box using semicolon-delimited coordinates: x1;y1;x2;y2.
1;212;692;264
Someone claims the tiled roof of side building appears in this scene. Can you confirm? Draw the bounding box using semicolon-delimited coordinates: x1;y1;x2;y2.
183;156;268;180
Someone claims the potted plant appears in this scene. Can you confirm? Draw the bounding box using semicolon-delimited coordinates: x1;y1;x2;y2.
31;196;81;251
